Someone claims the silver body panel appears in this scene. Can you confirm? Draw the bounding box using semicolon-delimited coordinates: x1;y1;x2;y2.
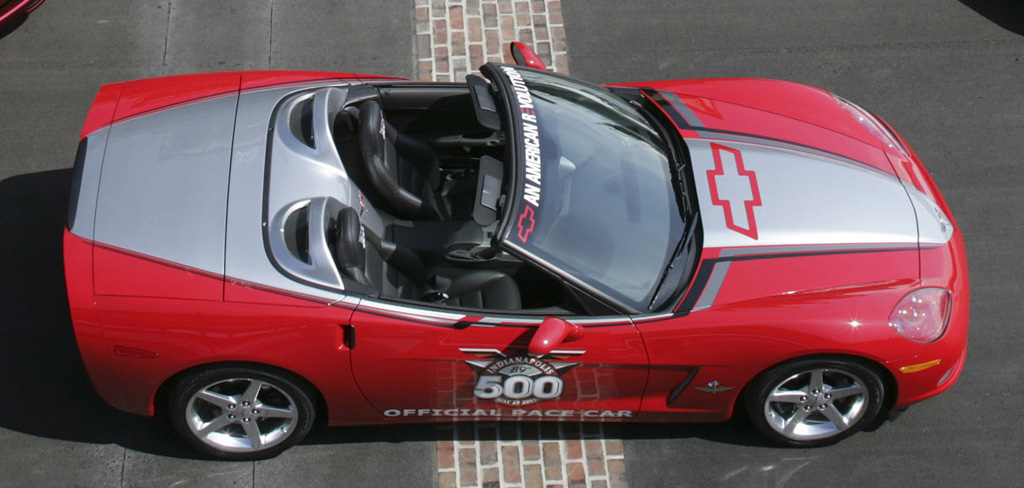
687;138;951;251
92;95;237;276
224;83;386;301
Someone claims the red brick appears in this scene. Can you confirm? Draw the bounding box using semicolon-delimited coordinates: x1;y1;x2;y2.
417;60;434;81
551;25;566;52
608;457;626;474
565;439;583;460
591;481;608;488
524;464;543;487
466;0;481;15
515;1;531;26
532;0;547;14
500;14;515;35
486;30;501;54
554;52;569;74
451;56;468;78
469;16;483;42
536;40;552;57
479;439;497;465
587;459;606;477
417;33;432;59
450;5;464;30
459;447;478;486
518;28;534;46
584;439;604;460
606;439;624;457
548;0;563;24
483;467;500;488
501;445;522;483
567;462;586;484
470;44;485;69
451;31;466;55
483;3;498;28
542;441;563;481
437;440;455;469
434;19;449;44
438;472;457;488
608;457;627;487
498;1;513;14
523;439;541;461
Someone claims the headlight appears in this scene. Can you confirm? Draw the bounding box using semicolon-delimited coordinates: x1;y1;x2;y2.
833;94;909;157
889;288;952;343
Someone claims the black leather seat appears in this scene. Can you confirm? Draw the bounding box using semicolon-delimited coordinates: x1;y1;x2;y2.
358;100;447;220
333;208;521;310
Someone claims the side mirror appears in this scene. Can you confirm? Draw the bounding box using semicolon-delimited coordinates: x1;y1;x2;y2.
510;42;548;70
528;317;583;356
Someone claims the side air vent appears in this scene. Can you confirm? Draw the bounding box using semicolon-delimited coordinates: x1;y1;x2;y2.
283;203;311;264
289;96;316;149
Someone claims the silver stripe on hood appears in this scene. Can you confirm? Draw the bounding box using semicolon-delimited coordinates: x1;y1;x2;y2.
689;138;925;250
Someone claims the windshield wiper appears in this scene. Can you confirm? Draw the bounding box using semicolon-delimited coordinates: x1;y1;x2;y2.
647;214;700;310
628;98;691;218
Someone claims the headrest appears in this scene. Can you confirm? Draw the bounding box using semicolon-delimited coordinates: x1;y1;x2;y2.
359;100;384;143
334;207;366;270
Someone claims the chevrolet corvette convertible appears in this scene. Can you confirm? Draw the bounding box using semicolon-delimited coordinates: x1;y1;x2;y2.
65;43;969;459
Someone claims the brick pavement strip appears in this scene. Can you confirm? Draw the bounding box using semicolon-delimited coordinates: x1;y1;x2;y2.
416;3;620;486
437;422;627;488
415;0;570;81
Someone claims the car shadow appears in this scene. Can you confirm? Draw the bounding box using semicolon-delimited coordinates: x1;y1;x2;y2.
0;13;28;41
960;0;1024;36
0;169;122;439
0;170;134;444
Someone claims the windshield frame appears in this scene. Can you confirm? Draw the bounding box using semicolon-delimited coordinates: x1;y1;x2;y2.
483;64;698;314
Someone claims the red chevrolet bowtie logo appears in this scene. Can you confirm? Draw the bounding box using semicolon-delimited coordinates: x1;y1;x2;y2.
517;206;536;242
707;143;761;240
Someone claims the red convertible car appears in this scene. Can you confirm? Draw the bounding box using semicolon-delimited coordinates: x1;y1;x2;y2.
65;43;969;459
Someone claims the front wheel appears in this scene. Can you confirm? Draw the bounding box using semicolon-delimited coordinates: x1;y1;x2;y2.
744;358;885;447
168;365;316;460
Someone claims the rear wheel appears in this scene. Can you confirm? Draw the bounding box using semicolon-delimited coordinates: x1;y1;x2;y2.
745;358;885;447
168;365;315;460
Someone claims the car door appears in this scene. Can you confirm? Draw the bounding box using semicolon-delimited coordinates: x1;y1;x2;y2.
347;299;649;422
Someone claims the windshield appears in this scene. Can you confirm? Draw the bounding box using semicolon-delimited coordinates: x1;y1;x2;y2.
494;65;687;311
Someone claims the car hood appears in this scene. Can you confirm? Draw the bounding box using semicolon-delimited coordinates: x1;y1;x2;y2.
687;138;953;251
642;81;953;252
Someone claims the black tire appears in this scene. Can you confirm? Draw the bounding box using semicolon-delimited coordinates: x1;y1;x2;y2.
168;365;316;460
744;357;885;447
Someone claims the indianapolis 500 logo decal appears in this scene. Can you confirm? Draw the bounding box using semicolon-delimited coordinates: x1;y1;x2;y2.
460;348;583;406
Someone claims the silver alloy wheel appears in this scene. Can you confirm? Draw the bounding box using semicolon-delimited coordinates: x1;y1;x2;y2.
762;367;869;441
185;377;299;453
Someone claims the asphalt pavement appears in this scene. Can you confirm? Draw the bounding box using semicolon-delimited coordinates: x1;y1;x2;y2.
1;0;1022;487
